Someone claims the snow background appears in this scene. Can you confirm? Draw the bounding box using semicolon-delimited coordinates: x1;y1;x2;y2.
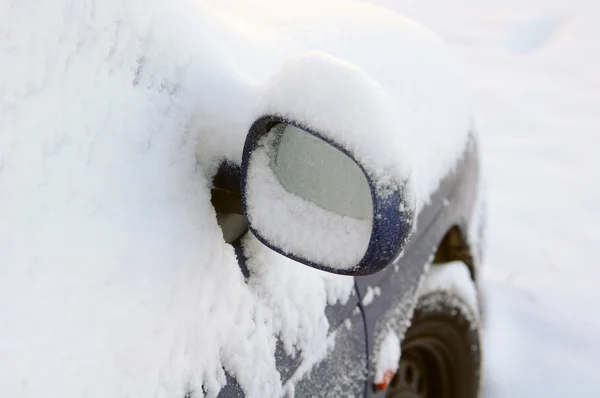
370;0;600;396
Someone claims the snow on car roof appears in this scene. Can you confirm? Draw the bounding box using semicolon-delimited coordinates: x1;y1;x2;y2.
0;0;471;396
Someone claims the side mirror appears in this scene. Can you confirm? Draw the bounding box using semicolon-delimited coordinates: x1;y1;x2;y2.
241;115;415;275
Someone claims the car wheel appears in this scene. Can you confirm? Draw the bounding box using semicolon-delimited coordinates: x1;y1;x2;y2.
385;262;482;398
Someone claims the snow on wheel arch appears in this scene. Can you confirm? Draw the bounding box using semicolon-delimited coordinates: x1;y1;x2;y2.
416;261;480;327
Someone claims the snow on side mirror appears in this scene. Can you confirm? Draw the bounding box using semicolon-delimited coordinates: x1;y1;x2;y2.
241;116;415;275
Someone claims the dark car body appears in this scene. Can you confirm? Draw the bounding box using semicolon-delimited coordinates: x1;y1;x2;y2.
218;135;484;397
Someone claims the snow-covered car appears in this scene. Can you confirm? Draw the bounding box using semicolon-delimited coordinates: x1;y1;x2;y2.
1;1;485;398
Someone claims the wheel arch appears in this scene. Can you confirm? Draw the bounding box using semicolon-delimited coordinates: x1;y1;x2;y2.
431;224;476;283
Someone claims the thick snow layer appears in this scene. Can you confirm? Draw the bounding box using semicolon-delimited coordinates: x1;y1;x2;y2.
372;0;600;396
374;331;400;385
1;1;474;395
0;1;388;396
257;32;471;209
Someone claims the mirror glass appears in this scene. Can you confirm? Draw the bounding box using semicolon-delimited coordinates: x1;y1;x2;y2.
269;123;373;220
243;122;374;271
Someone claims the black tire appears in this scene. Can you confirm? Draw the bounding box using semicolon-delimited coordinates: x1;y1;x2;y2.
385;263;482;398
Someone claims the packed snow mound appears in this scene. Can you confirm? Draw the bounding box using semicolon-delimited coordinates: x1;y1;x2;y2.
0;0;472;396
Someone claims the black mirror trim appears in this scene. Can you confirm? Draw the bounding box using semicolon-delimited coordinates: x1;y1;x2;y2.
241;115;415;276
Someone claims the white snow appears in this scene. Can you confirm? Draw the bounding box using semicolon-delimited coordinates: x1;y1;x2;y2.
361;285;383;307
374;331;401;385
0;1;365;397
416;261;479;317
344;318;353;330
257;31;471;210
362;287;375;306
1;1;474;395
371;0;600;396
281;331;338;398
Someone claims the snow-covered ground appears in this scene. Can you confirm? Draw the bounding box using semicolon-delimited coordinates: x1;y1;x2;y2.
371;0;600;396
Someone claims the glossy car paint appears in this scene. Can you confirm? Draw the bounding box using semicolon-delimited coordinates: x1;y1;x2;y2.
217;136;482;397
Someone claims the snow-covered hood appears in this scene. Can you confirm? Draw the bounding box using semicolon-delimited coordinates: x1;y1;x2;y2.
0;0;470;396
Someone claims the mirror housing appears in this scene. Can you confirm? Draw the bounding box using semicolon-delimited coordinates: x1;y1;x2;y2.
241;115;415;275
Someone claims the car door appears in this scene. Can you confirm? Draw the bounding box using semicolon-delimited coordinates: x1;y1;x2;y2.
216;240;368;398
288;290;367;397
354;141;481;398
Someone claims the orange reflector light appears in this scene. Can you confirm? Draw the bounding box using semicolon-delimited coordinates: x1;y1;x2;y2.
374;369;396;392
